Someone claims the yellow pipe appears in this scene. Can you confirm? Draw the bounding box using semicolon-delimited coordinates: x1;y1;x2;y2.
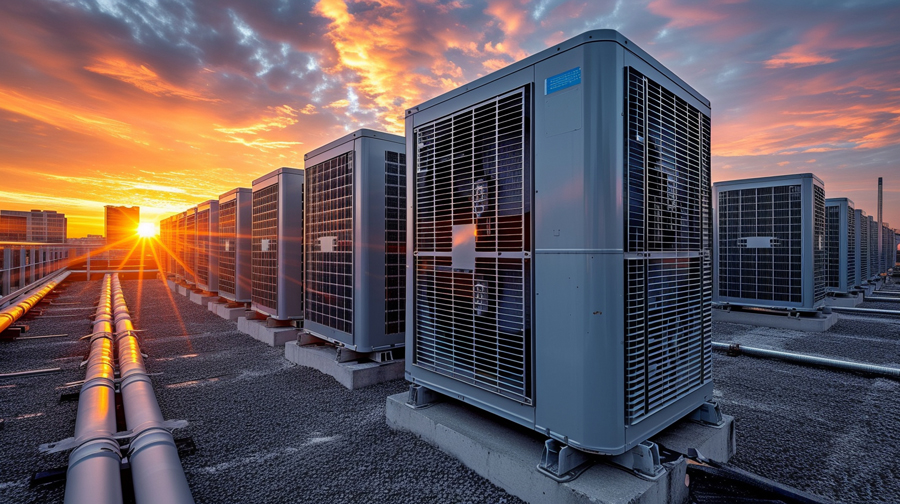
0;271;70;334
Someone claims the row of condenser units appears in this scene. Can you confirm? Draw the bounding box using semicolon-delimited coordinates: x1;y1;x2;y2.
153;29;890;461
714;174;897;312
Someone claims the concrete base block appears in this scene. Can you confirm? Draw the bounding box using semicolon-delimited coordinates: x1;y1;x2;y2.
177;285;189;296
237;317;296;346
213;303;245;321
712;309;838;332
825;293;863;308
386;392;735;504
166;279;178;292
189;291;217;306
284;342;405;390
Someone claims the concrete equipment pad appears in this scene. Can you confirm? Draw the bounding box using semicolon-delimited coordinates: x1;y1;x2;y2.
825;293;863;308
177;285;189;296
166;279;178;293
284;342;405;390
712;309;838;332
207;302;246;321
237;317;296;346
189;291;217;306
386;392;735;504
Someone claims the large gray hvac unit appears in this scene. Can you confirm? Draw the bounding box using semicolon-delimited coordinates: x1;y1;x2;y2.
183;207;198;285
854;209;869;286
218;188;252;303
196;200;219;293
824;198;856;294
882;222;893;274
251;167;304;320
303;129;406;353
175;212;186;281
404;30;716;467
868;215;878;281
714;173;826;312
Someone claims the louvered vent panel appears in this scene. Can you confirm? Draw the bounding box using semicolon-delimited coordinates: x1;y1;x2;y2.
414;87;532;404
869;219;878;277
847;208;855;288
859;215;869;281
385;151;407;335
252;183;278;310
176;215;184;277
197;209;210;285
825;205;840;289
185;213;196;280
813;185;826;302
218;199;237;296
305;152;354;334
625;68;710;425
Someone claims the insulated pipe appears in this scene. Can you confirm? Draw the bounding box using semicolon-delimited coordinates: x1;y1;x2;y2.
64;274;124;504
0;270;70;333
863;297;900;303
713;342;900;379
832;306;900;316
110;274;194;504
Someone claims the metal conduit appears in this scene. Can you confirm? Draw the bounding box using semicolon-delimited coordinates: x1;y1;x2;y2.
712;342;900;379
110;274;194;504
0;270;70;333
863;297;900;303
64;274;124;504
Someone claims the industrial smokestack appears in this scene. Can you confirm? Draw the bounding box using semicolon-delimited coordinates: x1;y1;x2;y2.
878;177;883;270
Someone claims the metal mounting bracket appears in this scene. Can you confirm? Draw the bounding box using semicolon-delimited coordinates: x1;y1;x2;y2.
610;440;665;480
537;439;593;482
406;384;439;409
689;400;724;427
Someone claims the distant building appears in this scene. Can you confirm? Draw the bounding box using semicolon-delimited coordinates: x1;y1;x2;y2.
0;209;67;242
105;206;140;248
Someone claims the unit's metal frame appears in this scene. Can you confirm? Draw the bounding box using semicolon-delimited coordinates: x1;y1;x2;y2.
302;129;406;353
182;207;198;286
825;198;856;294
218;188;253;303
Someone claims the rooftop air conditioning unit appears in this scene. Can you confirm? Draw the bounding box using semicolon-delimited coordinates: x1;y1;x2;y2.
196;200;219;293
404;30;718;477
160;216;174;277
854;209;869;286
251;167;304;320
713;173;826;312
303;129;406;353
218;188;252;303
183;207;198;285
825;198;856;294
882;222;893;275
175;212;186;282
868;215;879;281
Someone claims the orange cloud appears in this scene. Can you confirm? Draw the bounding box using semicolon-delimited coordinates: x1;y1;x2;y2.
85;58;219;102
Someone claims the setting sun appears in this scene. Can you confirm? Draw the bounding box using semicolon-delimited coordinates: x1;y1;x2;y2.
137;222;156;238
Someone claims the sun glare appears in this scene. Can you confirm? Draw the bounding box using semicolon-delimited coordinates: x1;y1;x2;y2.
137;222;156;238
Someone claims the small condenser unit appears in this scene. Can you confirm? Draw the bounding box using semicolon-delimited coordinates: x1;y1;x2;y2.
404;30;717;469
218;188;252;303
854;209;869;286
303;129;406;353
196;200;219;293
824;198;856;294
175;212;186;281
714;173;826;311
251;167;304;320
183;207;198;285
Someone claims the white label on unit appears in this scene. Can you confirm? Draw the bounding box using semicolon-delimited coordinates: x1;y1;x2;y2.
739;236;779;248
319;236;337;252
261;239;270;252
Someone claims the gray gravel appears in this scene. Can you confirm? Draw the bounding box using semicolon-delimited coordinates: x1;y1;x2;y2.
713;283;900;504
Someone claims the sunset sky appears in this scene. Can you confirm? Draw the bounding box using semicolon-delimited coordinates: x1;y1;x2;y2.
1;0;898;237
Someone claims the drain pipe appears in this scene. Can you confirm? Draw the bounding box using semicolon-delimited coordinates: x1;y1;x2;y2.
111;274;194;504
0;270;70;333
64;274;123;504
713;342;900;379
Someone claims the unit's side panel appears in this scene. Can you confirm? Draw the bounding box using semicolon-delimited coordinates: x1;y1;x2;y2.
185;211;197;284
825;203;840;292
218;199;238;298
846;204;856;290
278;173;305;319
252;183;279;315
198;209;210;287
236;191;253;302
812;184;826;305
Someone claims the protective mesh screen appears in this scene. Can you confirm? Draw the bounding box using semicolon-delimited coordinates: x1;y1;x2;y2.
252;183;278;310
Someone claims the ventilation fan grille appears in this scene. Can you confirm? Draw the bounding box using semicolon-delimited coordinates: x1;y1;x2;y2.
197;209;210;285
218;199;237;296
825;204;840;289
252;183;278;310
847;206;856;288
625;68;711;425
175;215;184;276
859;214;869;281
414;87;531;404
813;185;826;302
305;152;354;334
185;212;196;281
385;150;407;335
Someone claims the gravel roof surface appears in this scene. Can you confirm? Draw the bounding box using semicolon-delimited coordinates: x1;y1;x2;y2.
712;280;900;504
3;276;899;504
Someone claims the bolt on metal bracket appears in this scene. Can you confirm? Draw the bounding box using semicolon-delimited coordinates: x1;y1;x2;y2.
537;439;593;482
689;400;724;427
406;384;439;409
610;440;666;480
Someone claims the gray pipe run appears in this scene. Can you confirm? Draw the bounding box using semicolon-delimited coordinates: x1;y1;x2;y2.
831;306;900;316
863;297;900;303
64;274;124;504
713;342;900;379
110;274;194;504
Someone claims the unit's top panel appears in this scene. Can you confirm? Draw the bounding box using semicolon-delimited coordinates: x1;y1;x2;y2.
826;197;855;207
714;173;824;190
304;129;404;162
406;29;709;117
856;208;868;218
197;199;218;212
252;167;304;187
219;187;251;201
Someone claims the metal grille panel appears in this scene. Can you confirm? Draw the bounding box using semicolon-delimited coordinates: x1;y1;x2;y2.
385;151;407;335
252;183;278;310
305;152;354;334
185;213;196;281
197;209;210;285
825;204;840;289
218;199;237;296
813;185;826;302
859;213;869;281
414;87;531;403
847;206;856;288
625;68;711;425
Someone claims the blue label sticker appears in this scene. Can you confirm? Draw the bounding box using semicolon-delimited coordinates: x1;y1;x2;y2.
545;67;581;95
